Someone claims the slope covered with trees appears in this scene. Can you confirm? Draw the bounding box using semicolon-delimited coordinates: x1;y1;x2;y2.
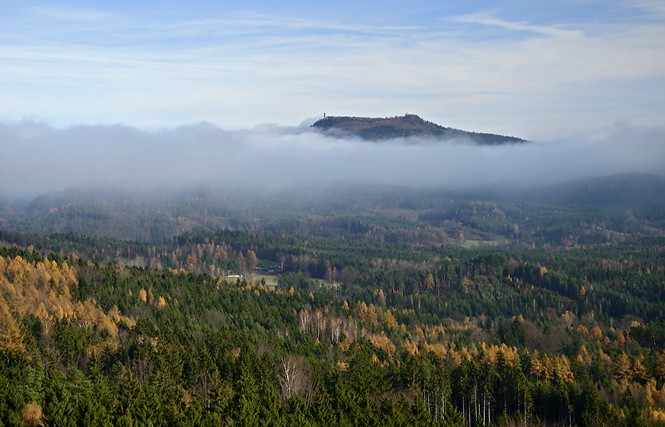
311;114;526;144
1;226;665;426
2;174;663;246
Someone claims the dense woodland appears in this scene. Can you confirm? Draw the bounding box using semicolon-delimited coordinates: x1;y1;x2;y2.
1;175;665;426
2;173;664;245
310;115;526;144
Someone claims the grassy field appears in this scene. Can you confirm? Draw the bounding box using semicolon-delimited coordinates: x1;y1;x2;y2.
248;274;340;290
248;273;279;288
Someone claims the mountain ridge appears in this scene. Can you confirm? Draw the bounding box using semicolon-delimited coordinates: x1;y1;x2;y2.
311;114;527;144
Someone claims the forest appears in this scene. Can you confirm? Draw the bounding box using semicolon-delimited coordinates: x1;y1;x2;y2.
310;114;526;144
1;174;665;426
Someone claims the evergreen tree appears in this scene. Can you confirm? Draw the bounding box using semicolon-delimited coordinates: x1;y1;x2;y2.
42;371;76;427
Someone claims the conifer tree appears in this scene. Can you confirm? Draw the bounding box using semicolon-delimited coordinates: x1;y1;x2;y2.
0;297;24;352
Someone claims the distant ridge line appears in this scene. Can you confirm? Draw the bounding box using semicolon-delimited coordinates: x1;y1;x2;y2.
311;114;526;145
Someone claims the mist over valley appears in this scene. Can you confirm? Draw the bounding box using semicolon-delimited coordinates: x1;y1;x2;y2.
1;116;663;246
2;116;663;202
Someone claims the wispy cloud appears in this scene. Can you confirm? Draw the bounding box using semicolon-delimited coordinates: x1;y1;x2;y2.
30;6;111;22
1;3;664;137
170;12;419;37
625;0;665;17
451;13;582;38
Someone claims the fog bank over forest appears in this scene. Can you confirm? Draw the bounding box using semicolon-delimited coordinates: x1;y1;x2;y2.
1;119;664;201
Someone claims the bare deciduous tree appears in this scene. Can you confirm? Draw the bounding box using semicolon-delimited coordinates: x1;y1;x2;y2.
279;356;316;404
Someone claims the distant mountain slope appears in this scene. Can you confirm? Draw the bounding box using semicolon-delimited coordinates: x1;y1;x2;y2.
522;173;665;206
311;114;526;144
2;173;664;244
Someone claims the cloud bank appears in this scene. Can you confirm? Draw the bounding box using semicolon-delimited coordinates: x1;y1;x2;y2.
1;120;664;201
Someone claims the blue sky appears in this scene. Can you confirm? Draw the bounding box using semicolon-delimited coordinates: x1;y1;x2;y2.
1;0;664;139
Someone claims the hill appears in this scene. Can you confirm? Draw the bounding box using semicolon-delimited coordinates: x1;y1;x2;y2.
2;173;664;246
311;114;526;144
522;173;665;209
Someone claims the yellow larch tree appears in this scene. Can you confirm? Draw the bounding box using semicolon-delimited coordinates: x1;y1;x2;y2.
246;250;259;271
424;274;435;291
554;355;574;383
631;355;649;382
614;352;631;382
138;288;147;303
383;309;398;330
656;352;665;381
0;296;24;352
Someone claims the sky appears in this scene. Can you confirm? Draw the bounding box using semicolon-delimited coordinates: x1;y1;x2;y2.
1;1;665;200
1;0;665;138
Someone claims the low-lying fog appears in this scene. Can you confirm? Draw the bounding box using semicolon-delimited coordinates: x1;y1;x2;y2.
1;119;664;201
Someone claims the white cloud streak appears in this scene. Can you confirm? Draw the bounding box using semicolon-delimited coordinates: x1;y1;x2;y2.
626;0;665;17
29;6;112;22
451;13;582;37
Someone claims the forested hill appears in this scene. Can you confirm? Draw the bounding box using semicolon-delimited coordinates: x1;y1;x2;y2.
2;228;665;426
522;173;665;209
311;114;527;144
3;173;663;244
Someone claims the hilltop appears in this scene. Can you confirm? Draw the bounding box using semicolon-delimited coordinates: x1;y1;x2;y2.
311;114;526;144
